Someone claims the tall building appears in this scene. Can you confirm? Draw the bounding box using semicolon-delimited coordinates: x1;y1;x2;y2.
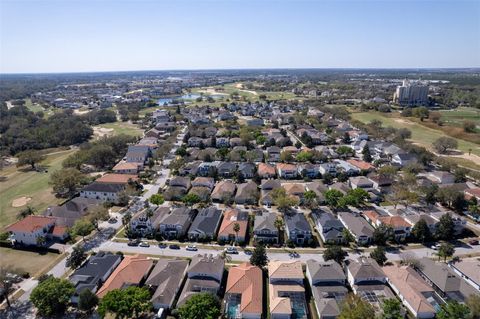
393;79;429;106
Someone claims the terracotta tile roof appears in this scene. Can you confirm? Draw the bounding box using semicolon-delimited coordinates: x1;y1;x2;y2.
465;187;480;199
218;209;248;238
257;163;276;176
276;163;297;171
96;254;153;298
379;216;411;228
347;159;375;171
383;265;435;315
363;210;380;223
96;173;139;184
112;162;140;171
51;225;68;236
268;261;303;279
6;215;56;233
282;183;305;195
226;263;263;315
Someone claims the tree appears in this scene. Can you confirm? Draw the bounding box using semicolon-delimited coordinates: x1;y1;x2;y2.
303;190;317;209
66;245;87;269
437;242;455;262
182;193;201;206
16;150;45;170
17;205;36;220
362;145;372;162
50;167;87;198
30;277;75;317
149;194;164;205
466;294;480;319
436;213;454;240
274;218;284;238
177;292;221;319
373;225;390;246
0;267;12;308
342;228;355;243
71;218;94;241
413;106;429;121
437;300;470;319
271;187;299;212
98;286;152;319
370;246;387;266
233;222;241;244
323;245;346;264
433;137;458;154
411;218;431;243
280;151;293;163
88;205;110;230
78;288;99;313
437;187;463;209
380;298;403;319
338;293;375;319
336;146;354;158
463;120;476;133
250;244;268;267
325;189;344;209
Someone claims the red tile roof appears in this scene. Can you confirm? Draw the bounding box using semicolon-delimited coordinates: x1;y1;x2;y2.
347;159;375;171
6;215;56;233
226;263;263;315
96;173;139;184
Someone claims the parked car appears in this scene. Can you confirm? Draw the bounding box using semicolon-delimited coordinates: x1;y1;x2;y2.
289;252;300;258
108;217;117;224
244;249;253;255
186;245;198;251
431;244;441;250
169;244;181;250
158;243;167;249
139;241;150;248
127;239;140;246
225;247;238;254
468;239;479;245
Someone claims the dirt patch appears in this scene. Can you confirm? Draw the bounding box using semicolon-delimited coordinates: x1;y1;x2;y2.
12;196;32;207
74;109;91;115
93;127;114;138
235;83;243;89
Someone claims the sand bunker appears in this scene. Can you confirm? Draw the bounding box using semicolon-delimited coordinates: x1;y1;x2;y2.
12;196;31;207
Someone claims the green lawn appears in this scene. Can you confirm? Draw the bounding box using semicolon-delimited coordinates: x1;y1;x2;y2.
95;122;143;137
351;112;480;157
0;247;60;277
439;107;480;128
0;149;76;229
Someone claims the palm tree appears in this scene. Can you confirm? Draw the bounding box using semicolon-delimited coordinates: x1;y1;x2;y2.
274;218;284;244
233;223;240;245
219;250;232;263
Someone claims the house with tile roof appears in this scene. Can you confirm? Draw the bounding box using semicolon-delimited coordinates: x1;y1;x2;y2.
96;173;139;184
306;260;348;319
145;259;189;311
112;162;141;174
6;215;68;246
218;209;249;244
383;265;440;318
363;210;411;241
276;163;298;179
225;263;263;319
257;162;277;179
268;261;307;319
96;254;153;298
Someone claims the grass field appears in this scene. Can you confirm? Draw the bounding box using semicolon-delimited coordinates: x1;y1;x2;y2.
0;149;76;229
439;107;480;130
351;112;480;156
0;247;60;277
95;122;143;137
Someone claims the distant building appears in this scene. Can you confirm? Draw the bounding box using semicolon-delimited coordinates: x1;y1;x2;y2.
393;79;429;106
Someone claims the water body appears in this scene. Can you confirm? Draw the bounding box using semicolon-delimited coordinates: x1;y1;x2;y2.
157;93;225;105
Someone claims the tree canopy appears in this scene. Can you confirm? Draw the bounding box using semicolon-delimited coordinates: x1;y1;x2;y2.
177;293;221;319
250;244;268;267
98;286;152;319
30;276;75;317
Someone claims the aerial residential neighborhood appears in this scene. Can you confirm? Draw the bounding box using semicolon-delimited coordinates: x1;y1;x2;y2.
1;1;480;319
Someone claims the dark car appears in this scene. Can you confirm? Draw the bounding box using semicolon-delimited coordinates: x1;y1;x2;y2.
127;239;140;246
468;239;479;245
158;243;167;249
169;244;181;250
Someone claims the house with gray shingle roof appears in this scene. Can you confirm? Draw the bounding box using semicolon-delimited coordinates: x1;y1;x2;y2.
306;260;348;319
311;208;345;245
338;212;374;245
284;211;312;246
253;211;279;244
187;207;223;241
158;207;196;240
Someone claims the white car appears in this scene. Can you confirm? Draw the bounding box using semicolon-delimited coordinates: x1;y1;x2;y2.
186;245;198;251
225;247;238;254
139;241;150;248
431;244;441;250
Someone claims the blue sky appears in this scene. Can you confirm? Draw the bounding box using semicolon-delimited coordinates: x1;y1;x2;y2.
1;0;479;73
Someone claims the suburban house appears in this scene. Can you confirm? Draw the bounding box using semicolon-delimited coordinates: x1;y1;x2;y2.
112;162;140;174
349;176;374;190
126;145;151;164
96;254;153;298
235;181;259;205
224;263;263;319
79;182;124;203
338;212;374;245
383;265;440;319
187;206;223;241
253;211;279;244
347;159;375;172
319;163;337;176
145;259;189;311
217;162;237;177
283;183;305;203
426;171;456;185
448;259;480;292
276;163;298;179
211;180;237;203
6;215;68;246
346;257;395;309
306;260;348;319
260;179;282;206
268;261;307;319
129;207;170;236
238;162;256;179
416;258;478;302
43;197;101;228
284;211;312;246
257;162;277;179
177;254;225;306
158;207;196;240
69;252;122;303
391;152;418;167
192;177;215;190
311;208;345;245
267;146;281;162
96;173;139;185
363;210;411;241
169;176;192;191
305;181;327;204
218;209;249;244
